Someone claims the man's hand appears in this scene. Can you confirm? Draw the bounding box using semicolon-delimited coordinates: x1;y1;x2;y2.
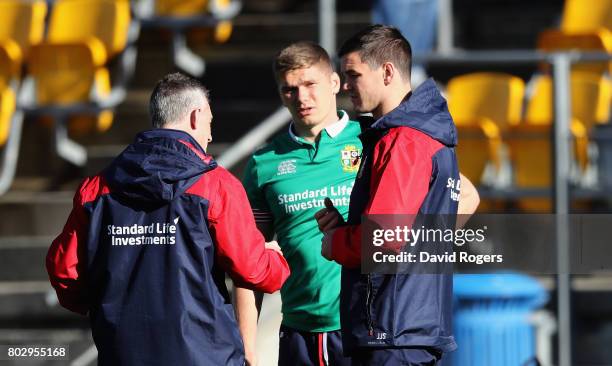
457;173;480;229
314;198;344;233
321;229;335;260
265;240;282;254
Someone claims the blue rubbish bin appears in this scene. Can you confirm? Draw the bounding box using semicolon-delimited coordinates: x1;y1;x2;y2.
452;273;548;366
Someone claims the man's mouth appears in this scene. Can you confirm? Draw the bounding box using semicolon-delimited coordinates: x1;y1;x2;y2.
298;107;314;116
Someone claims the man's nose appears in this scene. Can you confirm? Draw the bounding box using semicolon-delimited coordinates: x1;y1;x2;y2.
297;86;311;101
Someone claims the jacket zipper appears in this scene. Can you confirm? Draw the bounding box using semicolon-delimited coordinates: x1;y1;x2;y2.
366;274;374;336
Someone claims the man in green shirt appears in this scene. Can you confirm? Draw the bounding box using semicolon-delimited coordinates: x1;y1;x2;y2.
236;41;355;366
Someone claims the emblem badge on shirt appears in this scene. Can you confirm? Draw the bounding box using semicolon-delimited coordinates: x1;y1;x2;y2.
277;159;297;175
341;145;361;173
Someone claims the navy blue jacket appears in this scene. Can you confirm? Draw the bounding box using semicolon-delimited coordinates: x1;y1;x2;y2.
329;80;459;354
47;129;289;365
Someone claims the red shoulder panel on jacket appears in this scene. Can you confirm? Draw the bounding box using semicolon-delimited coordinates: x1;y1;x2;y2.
384;127;445;157
77;175;111;205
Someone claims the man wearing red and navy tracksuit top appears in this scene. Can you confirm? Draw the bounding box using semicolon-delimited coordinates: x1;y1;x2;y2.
316;26;459;365
46;73;290;366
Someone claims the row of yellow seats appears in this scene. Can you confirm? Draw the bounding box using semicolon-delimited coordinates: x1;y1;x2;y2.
0;0;133;144
0;0;235;148
446;71;611;192
0;0;234;91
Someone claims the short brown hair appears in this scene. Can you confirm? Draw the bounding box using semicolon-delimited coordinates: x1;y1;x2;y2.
273;41;333;80
339;25;412;81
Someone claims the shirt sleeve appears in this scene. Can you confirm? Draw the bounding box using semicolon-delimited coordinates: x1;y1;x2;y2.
330;131;432;267
209;168;290;293
46;179;93;315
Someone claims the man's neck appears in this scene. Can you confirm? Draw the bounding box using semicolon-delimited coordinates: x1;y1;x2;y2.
293;113;340;143
373;84;412;120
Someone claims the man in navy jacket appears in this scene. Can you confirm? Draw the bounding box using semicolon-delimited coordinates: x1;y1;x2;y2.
316;25;461;365
47;73;290;365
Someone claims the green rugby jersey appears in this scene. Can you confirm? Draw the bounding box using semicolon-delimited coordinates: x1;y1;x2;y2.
242;111;362;332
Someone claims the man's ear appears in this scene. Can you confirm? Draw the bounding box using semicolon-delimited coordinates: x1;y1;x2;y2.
331;71;341;94
190;109;198;130
382;62;395;86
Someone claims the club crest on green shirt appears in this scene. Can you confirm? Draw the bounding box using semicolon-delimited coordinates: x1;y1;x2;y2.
341;145;361;173
277;159;297;176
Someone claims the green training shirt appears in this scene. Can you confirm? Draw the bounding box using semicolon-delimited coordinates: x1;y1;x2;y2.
243;111;362;332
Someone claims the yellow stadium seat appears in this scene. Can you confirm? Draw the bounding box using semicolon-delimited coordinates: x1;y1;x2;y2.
28;0;132;136
155;0;233;43
0;88;15;147
137;0;239;76
537;29;612;74
447;72;525;186
0;42;21;92
560;0;612;33
508;72;612;211
47;0;131;59
539;29;612;54
156;0;207;16
0;1;47;89
537;0;612;75
0;85;20;195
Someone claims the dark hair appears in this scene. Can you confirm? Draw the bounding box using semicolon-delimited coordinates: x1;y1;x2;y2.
338;24;412;81
149;72;209;128
273;41;333;80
